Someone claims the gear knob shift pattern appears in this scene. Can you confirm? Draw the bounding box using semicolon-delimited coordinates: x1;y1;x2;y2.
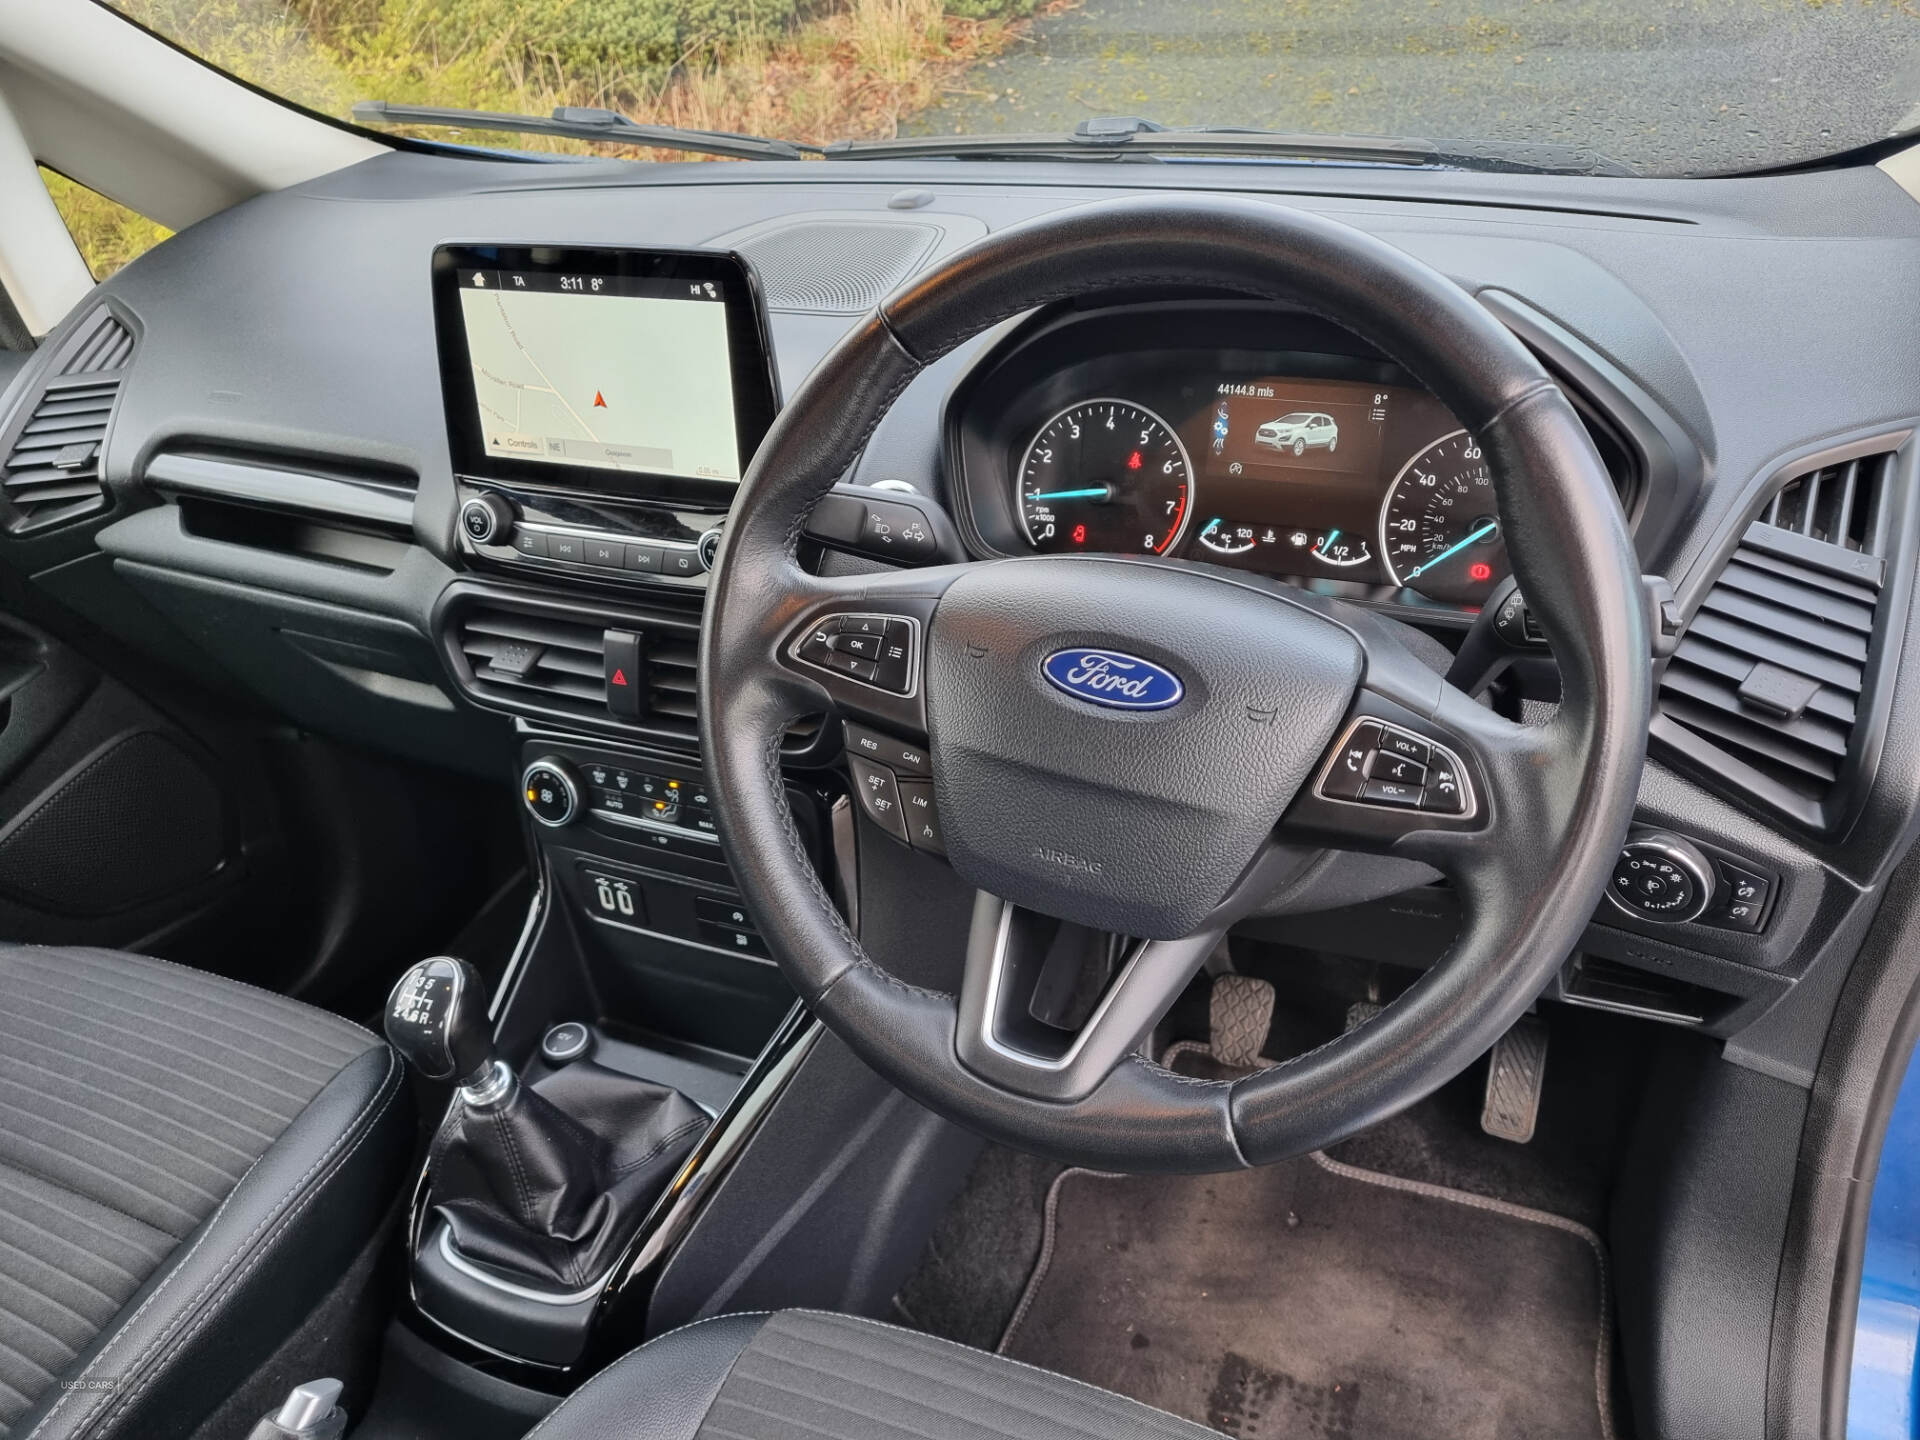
385;957;500;1093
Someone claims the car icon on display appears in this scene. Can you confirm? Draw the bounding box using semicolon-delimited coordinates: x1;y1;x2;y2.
1254;411;1339;456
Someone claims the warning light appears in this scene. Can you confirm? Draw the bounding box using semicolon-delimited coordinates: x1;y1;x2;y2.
1127;451;1143;471
610;668;629;687
1072;524;1087;545
1468;562;1493;582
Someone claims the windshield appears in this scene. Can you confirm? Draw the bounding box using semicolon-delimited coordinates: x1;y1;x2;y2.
104;0;1920;177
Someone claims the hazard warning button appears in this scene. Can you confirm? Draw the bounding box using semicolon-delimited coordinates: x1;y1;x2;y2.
603;628;645;719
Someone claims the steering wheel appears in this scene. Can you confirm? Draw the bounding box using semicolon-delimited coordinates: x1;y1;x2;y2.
698;196;1648;1172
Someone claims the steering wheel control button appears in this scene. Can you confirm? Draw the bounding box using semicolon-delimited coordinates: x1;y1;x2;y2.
1316;719;1472;818
1376;730;1430;766
540;1022;593;1066
1367;752;1427;787
896;781;945;853
848;756;910;841
522;759;580;828
792;613;919;695
1320;722;1379;800
843;722;930;775
1607;837;1714;924
1360;778;1423;808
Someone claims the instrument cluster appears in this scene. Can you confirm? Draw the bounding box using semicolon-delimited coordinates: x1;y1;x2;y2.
942;303;1623;617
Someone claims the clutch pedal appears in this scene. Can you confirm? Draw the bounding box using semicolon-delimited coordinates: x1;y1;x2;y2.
1480;1014;1549;1143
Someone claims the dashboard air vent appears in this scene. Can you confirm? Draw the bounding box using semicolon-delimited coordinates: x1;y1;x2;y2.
0;307;135;534
1655;447;1900;830
3;376;119;531
444;590;823;754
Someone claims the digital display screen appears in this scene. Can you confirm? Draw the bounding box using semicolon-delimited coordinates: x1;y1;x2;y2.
455;268;741;483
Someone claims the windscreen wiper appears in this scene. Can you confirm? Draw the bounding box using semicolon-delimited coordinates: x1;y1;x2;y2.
825;115;1636;176
352;101;822;162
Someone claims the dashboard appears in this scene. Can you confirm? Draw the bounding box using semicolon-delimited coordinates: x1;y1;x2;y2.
944;304;1635;616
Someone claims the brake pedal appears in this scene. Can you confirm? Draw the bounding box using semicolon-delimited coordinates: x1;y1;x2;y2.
1481;1014;1549;1143
1209;974;1275;1068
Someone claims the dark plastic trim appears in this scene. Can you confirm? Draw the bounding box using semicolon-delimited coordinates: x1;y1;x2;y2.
1649;427;1920;839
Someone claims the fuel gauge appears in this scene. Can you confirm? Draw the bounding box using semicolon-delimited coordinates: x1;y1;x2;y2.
1310;529;1373;568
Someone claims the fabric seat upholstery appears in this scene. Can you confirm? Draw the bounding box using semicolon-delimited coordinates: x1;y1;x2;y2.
526;1310;1216;1440
0;944;409;1440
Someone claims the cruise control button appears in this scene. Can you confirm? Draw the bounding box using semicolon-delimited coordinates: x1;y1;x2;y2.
1360;779;1424;808
897;781;944;854
1367;752;1427;786
847;757;909;842
1321;724;1379;800
842;722;930;776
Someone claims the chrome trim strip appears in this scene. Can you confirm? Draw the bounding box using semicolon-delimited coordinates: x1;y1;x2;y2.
436;1224;608;1306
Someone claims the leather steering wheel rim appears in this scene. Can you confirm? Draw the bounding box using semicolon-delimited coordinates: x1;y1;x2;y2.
699;195;1649;1172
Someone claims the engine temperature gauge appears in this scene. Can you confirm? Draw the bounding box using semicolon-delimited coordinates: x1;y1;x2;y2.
1196;518;1258;555
1310;529;1373;567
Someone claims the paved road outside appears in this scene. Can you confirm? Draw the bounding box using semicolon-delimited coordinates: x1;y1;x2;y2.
913;0;1920;174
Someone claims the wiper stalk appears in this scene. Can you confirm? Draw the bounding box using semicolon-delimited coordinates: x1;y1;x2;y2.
352;101;822;162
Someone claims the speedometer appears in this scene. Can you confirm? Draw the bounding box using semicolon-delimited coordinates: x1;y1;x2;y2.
1378;430;1507;605
1017;400;1193;554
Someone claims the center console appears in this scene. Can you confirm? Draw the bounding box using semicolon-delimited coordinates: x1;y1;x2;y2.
409;242;975;1384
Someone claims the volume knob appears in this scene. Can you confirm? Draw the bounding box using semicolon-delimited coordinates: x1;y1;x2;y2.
460;493;515;545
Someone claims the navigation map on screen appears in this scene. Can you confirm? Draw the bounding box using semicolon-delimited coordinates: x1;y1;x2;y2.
457;268;741;482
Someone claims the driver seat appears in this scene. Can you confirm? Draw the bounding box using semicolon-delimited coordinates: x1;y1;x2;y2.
529;1310;1212;1440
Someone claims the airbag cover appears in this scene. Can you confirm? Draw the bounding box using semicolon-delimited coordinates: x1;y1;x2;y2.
926;558;1362;938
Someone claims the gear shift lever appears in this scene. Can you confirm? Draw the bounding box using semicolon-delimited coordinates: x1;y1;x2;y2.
384;957;514;1108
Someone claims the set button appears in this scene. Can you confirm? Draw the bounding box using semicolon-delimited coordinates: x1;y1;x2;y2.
842;722;943;854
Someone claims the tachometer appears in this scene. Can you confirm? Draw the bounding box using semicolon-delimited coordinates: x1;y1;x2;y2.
1378;430;1506;605
1017;400;1193;554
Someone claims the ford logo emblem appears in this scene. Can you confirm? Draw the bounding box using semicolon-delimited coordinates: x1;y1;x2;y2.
1041;649;1184;711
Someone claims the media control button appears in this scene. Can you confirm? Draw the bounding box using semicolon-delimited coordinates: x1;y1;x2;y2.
1360;778;1424;809
663;547;700;578
461;494;513;543
548;534;583;564
848;757;909;842
511;528;548;558
626;543;663;573
1320;723;1379;801
584;537;623;568
1375;729;1430;766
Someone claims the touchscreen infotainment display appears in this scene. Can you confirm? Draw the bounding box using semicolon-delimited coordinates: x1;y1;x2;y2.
432;245;779;503
458;270;740;481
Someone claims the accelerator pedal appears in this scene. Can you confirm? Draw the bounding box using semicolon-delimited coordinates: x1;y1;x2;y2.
1481;1014;1549;1143
1209;974;1276;1069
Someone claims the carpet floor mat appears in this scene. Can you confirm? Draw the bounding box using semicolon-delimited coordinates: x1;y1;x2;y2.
997;1153;1612;1440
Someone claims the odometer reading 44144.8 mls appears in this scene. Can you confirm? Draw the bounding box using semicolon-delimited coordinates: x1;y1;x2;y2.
1378;429;1509;605
1017;400;1193;554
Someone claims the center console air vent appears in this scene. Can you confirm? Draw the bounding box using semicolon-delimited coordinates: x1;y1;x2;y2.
441;587;828;759
1654;445;1907;834
0;307;136;534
